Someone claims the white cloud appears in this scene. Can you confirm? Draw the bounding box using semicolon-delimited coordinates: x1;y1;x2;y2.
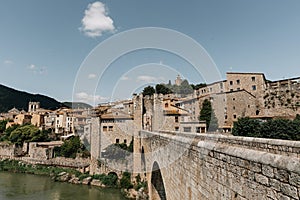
88;73;97;79
75;92;108;104
80;1;115;37
4;60;13;65
120;76;130;81
27;64;47;75
136;75;165;83
28;64;36;69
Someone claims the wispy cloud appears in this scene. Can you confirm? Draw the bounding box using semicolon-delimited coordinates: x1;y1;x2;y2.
136;75;165;83
3;60;13;65
120;76;130;81
88;73;97;79
27;64;47;75
80;1;115;37
28;64;36;69
75;92;108;104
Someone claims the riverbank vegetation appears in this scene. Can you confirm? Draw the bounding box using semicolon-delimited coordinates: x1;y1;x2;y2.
0;159;147;198
232;115;300;140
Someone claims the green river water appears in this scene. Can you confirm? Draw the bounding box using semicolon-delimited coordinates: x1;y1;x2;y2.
0;172;127;200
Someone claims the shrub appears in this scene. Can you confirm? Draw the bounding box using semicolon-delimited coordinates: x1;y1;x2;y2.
120;172;133;189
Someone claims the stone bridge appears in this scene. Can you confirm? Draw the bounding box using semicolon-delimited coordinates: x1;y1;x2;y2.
135;131;300;200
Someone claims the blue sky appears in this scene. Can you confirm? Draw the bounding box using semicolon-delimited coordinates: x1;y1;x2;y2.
1;0;300;105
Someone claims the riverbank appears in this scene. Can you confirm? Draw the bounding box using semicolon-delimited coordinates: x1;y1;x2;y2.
0;171;127;200
0;159;148;199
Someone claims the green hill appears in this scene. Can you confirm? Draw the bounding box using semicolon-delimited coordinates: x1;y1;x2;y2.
63;102;92;109
0;84;65;113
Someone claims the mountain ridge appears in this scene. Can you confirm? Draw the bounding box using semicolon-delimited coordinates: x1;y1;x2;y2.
0;84;65;113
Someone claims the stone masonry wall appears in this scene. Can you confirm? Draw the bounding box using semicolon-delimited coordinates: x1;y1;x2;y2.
141;131;300;200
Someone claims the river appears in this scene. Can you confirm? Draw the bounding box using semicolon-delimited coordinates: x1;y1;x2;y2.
0;172;127;200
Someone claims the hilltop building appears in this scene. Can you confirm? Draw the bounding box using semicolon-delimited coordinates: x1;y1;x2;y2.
175;75;183;86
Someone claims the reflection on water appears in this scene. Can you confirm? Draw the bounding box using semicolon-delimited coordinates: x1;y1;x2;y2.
0;172;126;200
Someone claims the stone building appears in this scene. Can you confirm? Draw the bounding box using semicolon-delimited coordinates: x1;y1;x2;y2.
90;96;143;161
13;114;32;125
193;72;300;131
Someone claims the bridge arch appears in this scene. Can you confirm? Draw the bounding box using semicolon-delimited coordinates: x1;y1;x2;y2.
141;146;146;173
150;161;167;200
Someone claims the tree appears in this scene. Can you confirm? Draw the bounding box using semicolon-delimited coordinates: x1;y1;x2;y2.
232;117;261;137
199;99;218;131
179;80;193;95
191;83;207;90
232;117;300;141
56;136;82;158
8;124;48;146
0;120;7;133
260;119;294;140
142;86;155;96
155;84;173;95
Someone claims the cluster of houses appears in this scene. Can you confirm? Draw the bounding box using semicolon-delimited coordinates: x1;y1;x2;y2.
0;102;94;139
1;72;300;162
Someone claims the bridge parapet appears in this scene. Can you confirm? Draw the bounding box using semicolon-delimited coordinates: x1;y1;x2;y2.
145;131;300;158
140;130;300;199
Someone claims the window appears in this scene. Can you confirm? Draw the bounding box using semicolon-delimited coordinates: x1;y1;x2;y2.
252;85;257;90
210;88;212;92
116;139;119;144
103;126;107;131
175;127;179;131
124;139;127;144
233;98;235;101
225;115;228;119
230;89;233;92
252;76;256;82
165;103;168;108
175;116;179;123
237;88;240;91
183;127;191;132
196;127;201;133
237;80;240;85
233;114;237;119
230;81;233;85
220;82;223;89
233;106;235;110
109;126;113;131
256;110;260;115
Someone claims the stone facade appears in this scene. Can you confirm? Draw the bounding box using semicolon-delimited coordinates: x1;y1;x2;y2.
191;72;300;131
27;141;63;160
